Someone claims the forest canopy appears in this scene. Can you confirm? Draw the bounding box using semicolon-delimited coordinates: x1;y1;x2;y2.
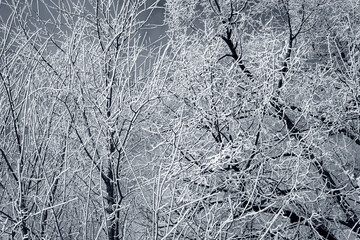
0;0;359;239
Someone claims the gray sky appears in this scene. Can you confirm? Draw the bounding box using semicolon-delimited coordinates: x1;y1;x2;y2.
0;0;168;46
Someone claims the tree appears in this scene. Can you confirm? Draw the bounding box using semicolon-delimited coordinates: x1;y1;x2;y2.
1;0;166;239
1;0;359;239
152;0;360;239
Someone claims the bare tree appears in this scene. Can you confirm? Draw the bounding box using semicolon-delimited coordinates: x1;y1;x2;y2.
153;0;360;239
1;0;359;239
1;0;167;239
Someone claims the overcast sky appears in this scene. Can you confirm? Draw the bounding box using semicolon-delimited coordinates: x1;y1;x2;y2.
0;0;168;47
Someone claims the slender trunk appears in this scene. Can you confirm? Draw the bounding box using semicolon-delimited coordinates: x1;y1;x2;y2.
105;61;120;240
20;190;29;240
